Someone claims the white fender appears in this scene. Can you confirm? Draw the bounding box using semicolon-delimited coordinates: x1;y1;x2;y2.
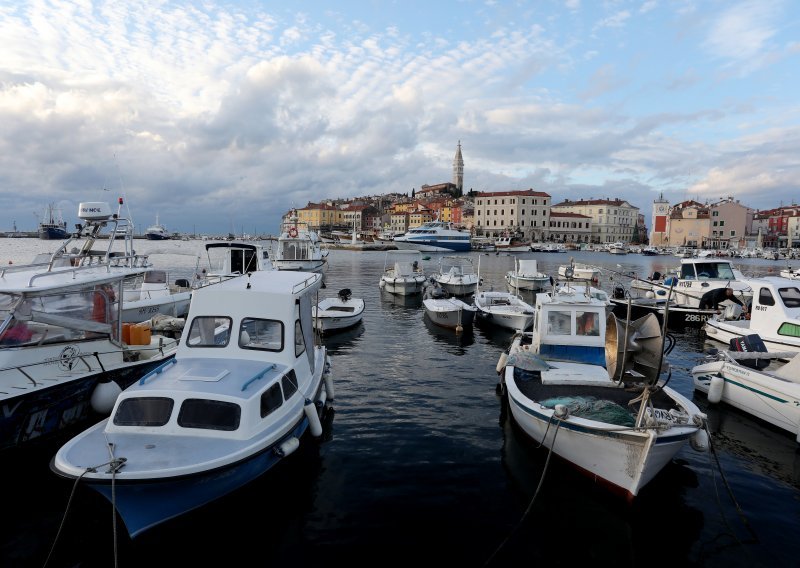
90;379;122;414
690;428;709;452
275;436;300;458
324;372;335;401
707;376;724;404
304;399;323;437
496;352;508;374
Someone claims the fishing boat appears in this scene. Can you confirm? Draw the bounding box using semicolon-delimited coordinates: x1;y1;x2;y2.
0;200;180;453
145;214;171;240
272;210;329;273
557;262;600;284
392;220;472;252
495;286;708;499
494;234;529;252
51;269;334;538
691;333;800;441
313;289;365;333
37;203;69;240
379;250;426;295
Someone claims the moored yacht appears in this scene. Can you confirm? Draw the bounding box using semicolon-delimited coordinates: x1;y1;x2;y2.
392;220;472;252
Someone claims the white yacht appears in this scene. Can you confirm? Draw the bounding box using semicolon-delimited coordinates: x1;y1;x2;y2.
392;220;472;252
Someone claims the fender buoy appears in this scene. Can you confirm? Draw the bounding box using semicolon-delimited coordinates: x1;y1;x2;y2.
288;226;298;238
707;376;724;404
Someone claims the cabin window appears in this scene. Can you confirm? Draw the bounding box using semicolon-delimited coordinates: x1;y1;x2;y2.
282;370;298;400
576;311;600;336
759;288;775;307
261;383;283;418
239;318;283;351
547;311;572;335
186;316;231;347
114;397;174;427
694;263;719;279
779;287;800;308
294;320;306;357
179;399;240;431
777;322;800;338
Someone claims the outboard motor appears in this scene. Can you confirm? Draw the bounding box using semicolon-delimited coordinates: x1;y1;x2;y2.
651;271;662;281
338;288;352;302
613;285;626;300
729;334;770;370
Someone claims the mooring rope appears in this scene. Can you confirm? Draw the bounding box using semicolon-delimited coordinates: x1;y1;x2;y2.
482;416;564;567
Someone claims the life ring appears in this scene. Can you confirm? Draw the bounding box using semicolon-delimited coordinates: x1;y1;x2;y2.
288;226;298;238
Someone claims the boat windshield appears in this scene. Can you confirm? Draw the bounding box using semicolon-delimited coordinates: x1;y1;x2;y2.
779;287;800;308
0;286;118;347
681;262;735;280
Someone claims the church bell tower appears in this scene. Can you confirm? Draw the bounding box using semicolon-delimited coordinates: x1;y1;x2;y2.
452;141;464;193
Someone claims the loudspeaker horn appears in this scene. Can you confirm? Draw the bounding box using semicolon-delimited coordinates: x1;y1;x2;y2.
605;312;664;383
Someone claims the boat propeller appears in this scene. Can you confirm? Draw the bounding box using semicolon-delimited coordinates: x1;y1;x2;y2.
604;313;665;383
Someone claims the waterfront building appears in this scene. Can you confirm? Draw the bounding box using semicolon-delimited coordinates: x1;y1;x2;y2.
547;212;592;243
550;198;639;244
473;189;551;242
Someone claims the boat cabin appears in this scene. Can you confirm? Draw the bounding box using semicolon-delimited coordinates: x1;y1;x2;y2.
670;258;752;307
104;270;325;439
731;277;800;338
531;289;608;366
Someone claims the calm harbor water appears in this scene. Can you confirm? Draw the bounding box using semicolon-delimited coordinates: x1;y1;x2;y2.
1;239;799;568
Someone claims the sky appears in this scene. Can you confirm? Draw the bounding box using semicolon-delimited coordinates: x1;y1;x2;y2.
1;0;799;236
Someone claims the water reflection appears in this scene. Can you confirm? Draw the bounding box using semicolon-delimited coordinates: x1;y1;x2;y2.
422;314;475;353
320;321;365;354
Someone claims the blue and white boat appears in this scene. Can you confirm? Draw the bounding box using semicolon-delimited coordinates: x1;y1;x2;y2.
50;269;334;538
392;221;472;252
496;285;708;499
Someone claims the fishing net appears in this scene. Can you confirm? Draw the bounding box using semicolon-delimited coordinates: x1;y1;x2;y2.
540;396;635;427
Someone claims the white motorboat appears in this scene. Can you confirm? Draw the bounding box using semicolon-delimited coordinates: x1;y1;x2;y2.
496;286;707;499
145;213;171;240
607;242;628;255
0;200;180;452
313;289;365;333
196;240;274;284
51;269;334;538
691;333;800;442
392;220;472;252
474;290;535;332
379;250;427;295
505;258;550;292
703;276;800;357
780;267;800;281
431;256;479;296
423;297;477;331
272;210;329;273
609;257;753;329
557;262;600;284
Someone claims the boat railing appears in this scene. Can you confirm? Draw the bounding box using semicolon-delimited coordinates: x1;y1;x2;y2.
292;272;323;294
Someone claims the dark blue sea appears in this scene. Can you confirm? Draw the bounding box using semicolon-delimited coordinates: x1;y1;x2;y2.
2;241;799;568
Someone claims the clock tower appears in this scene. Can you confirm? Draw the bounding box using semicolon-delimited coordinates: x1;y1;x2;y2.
650;193;670;246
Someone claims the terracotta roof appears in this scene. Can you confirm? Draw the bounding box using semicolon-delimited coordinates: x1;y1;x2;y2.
551;198;635;208
550;212;591;218
476;189;550;198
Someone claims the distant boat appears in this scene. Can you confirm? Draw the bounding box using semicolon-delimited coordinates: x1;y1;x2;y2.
5;220;24;238
393;220;472;252
37;203;69;240
145;214;171;240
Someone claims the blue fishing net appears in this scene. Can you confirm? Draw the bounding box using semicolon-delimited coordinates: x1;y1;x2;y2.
540;396;635;427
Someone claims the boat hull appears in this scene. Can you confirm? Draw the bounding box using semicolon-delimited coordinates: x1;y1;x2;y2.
423;299;476;330
145;233;171;240
39;227;69;240
380;276;425;295
72;415;313;538
392;239;470;253
313;299;365;333
692;360;800;438
0;351;176;452
505;372;698;498
610;298;716;328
